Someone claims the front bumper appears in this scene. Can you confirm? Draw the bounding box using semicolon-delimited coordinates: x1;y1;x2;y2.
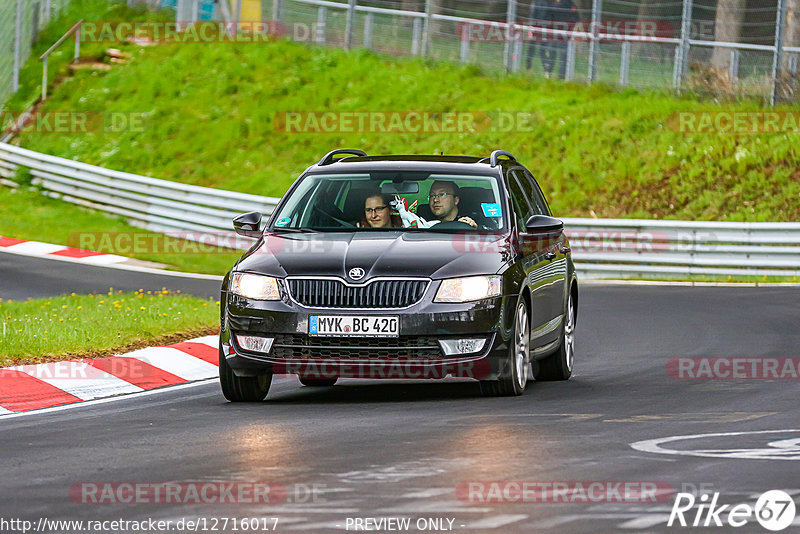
221;288;515;381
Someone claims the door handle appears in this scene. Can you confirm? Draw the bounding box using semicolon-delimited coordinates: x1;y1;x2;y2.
544;252;556;261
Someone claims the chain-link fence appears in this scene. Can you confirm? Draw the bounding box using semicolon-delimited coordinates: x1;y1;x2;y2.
1;0;73;108
250;0;799;105
5;0;800;106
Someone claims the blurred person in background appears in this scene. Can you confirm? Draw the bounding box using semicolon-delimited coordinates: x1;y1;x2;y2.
527;0;579;79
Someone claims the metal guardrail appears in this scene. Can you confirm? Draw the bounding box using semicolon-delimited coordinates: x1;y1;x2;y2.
565;218;800;278
0;142;280;242
1;141;799;279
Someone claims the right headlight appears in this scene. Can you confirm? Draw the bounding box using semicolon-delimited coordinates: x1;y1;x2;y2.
230;272;281;300
434;275;502;303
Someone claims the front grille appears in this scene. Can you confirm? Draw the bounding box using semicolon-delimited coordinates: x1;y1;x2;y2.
286;278;428;308
270;334;442;360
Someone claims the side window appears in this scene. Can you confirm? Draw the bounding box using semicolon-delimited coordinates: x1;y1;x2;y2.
523;170;551;216
506;170;532;230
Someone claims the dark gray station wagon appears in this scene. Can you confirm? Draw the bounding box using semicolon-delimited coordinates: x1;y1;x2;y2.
219;149;578;400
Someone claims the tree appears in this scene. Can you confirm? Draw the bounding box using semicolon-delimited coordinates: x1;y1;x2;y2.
711;0;747;68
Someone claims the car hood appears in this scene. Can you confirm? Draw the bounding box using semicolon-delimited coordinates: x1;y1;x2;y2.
235;231;512;280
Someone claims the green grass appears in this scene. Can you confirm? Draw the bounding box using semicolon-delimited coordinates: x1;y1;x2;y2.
0;289;218;364
0;187;242;275
3;0;173;112
9;38;799;223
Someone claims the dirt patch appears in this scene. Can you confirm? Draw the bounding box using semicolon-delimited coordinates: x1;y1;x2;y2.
4;326;220;367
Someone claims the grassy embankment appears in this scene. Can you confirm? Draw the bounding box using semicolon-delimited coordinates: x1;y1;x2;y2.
2;0;242;275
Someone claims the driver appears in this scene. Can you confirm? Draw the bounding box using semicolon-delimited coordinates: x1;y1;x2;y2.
428;181;478;228
358;191;402;228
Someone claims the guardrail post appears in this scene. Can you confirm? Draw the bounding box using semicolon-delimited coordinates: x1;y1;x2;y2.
675;0;693;91
620;40;630;86
44;0;51;25
771;0;787;107
504;0;517;71
729;48;739;82
512;37;523;71
565;39;576;80
364;12;373;49
459;24;470;62
316;6;326;45
344;0;356;50
588;0;601;82
42;57;49;101
422;0;432;56
272;0;282;24
13;0;22;93
412;17;422;55
74;24;81;61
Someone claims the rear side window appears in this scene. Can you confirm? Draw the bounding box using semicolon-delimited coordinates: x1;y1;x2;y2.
522;170;551;216
506;170;532;230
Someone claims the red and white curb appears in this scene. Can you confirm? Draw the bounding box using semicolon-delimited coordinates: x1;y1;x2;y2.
0;235;129;266
0;335;220;415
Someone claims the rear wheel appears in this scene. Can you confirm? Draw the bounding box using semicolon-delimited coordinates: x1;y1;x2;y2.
299;377;338;387
480;300;529;397
536;291;575;381
219;343;272;402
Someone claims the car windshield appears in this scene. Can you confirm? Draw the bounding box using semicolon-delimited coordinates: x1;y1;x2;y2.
270;173;507;232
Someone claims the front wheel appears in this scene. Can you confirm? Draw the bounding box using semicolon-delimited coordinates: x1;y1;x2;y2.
219;344;272;402
480;300;529;397
536;291;575;381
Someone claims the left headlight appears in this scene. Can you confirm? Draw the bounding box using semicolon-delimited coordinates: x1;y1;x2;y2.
434;275;502;303
230;272;281;300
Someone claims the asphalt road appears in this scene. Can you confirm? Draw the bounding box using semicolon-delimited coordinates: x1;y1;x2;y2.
0;251;222;300
1;271;798;533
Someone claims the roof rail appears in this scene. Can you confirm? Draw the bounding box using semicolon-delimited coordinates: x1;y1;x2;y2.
489;150;516;167
318;149;367;166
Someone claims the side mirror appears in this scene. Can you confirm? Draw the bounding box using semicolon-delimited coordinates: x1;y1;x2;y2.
233;211;263;238
524;215;564;233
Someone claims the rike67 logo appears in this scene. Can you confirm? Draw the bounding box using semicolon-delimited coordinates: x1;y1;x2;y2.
668;490;796;531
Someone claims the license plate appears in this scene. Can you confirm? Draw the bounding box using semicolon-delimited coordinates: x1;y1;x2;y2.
309;316;399;337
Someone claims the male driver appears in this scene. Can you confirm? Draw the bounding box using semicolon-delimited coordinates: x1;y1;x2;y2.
428;181;478;228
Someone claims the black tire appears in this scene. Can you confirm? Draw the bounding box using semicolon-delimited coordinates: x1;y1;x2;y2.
536;290;575;381
219;344;272;402
480;300;529;397
299;377;338;387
